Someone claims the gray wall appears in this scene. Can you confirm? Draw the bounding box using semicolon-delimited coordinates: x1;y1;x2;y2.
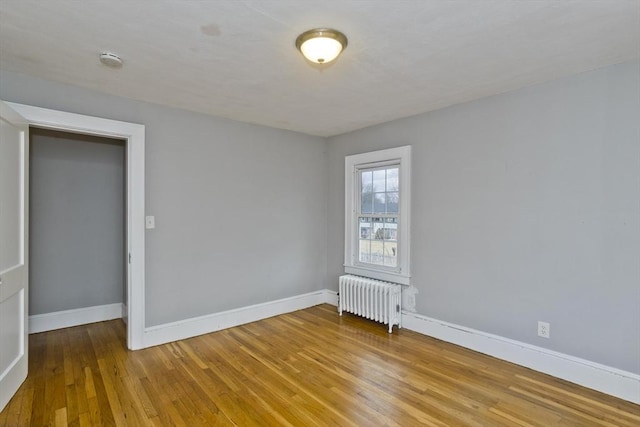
1;69;328;327
30;129;125;315
3;60;638;374
326;60;640;374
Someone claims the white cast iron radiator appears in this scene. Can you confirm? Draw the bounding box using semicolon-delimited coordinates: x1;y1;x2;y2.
338;275;401;333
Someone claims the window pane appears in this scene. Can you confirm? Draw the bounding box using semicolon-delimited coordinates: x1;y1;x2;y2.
384;240;398;267
387;167;399;191
367;218;385;266
386;192;399;213
384;217;398;241
369;239;384;266
360;171;373;213
372;218;384;239
373;193;385;213
361;170;373;189
373;169;385;192
383;217;397;266
361;191;373;214
359;217;372;239
359;239;371;263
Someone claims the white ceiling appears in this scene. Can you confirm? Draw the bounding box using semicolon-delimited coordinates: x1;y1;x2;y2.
1;1;638;137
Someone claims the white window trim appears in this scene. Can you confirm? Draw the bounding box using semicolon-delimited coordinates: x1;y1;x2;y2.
344;145;411;285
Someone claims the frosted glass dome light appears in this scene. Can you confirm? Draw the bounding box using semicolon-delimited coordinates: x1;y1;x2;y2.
296;28;348;64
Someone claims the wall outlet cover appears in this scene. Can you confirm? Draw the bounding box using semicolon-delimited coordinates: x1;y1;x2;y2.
538;321;550;338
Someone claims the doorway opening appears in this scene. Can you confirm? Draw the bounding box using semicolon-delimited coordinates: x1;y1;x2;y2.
29;128;127;336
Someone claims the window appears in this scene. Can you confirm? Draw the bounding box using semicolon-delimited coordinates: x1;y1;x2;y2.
345;146;411;285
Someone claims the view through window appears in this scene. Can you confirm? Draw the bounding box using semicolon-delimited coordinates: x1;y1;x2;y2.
358;166;399;267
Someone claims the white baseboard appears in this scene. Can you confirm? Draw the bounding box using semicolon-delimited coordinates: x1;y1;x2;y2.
122;304;128;325
29;303;124;334
402;311;640;404
141;290;330;348
323;289;339;306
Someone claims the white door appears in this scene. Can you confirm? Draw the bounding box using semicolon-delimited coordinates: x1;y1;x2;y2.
0;100;29;412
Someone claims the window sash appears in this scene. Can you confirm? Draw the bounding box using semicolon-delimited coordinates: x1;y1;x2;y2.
357;164;400;216
356;215;399;270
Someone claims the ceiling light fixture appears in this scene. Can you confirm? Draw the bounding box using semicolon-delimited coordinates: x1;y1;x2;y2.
295;28;347;64
99;52;123;68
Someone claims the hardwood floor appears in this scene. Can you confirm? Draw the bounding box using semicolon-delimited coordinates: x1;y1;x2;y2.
1;304;638;426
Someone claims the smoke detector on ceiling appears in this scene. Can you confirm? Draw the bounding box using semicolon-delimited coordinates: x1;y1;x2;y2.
99;52;123;68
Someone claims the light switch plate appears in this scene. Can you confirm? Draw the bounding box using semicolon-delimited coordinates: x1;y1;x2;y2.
145;216;155;229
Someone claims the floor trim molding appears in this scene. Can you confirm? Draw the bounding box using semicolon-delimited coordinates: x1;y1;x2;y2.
323;289;339;306
401;311;640;404
29;303;124;334
141;290;329;348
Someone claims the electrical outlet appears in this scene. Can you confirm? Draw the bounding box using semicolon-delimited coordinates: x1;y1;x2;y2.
538;321;550;338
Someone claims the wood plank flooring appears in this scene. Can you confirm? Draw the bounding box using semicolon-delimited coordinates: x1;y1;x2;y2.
1;304;638;426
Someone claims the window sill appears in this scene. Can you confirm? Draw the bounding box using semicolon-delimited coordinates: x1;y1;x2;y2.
344;265;410;286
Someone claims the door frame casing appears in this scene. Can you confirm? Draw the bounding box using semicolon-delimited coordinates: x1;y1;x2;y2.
8;102;146;350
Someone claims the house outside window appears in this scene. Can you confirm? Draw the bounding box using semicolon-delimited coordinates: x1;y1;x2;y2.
344;146;411;285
